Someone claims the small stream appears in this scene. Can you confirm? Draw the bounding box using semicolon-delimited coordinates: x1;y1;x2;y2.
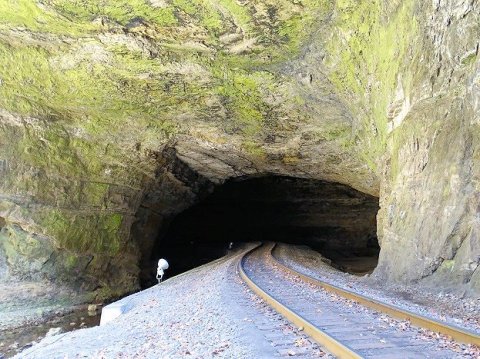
0;308;101;358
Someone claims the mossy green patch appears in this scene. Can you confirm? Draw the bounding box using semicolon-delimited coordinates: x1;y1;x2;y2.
2;0;325;61
84;182;109;207
214;68;276;137
242;140;266;159
0;38;180;145
461;52;477;66
325;0;417;172
63;253;81;271
439;259;455;271
0;0;98;35
277;0;330;55
18;125;85;176
313;124;352;146
39;209;124;254
50;0;177;27
216;0;252;33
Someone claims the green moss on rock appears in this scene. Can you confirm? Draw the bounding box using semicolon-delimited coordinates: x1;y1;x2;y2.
39;209;124;254
0;0;431;296
324;0;417;172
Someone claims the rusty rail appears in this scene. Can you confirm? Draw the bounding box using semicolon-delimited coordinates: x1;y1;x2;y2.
269;243;480;347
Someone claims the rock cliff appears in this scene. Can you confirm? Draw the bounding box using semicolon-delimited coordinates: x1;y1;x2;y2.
0;0;478;298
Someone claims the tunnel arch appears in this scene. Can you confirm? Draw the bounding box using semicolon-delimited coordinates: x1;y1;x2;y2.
128;140;381;287
135;171;379;287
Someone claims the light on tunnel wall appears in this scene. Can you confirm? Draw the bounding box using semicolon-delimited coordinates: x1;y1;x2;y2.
156;258;169;283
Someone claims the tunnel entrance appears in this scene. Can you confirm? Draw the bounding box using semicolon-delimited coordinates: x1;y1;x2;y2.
145;176;379;286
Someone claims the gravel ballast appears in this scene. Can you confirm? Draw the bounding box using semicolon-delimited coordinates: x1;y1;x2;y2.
15;245;321;359
11;243;479;358
273;244;480;334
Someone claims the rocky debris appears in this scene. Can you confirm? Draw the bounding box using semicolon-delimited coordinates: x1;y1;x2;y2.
87;304;100;314
0;281;86;332
0;304;100;358
0;280;103;357
45;328;63;337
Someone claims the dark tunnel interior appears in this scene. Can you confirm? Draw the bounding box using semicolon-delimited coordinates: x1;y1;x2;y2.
145;176;379;286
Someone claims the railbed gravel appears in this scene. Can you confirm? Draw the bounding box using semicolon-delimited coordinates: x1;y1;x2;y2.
12;243;479;358
253;245;476;358
273;244;480;339
15;244;324;359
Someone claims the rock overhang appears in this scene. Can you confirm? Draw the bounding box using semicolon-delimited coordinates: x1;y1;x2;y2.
0;0;478;297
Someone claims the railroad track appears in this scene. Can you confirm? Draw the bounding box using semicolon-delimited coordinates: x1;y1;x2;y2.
238;243;480;358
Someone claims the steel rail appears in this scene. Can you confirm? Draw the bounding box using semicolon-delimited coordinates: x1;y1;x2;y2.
238;243;363;359
269;243;480;347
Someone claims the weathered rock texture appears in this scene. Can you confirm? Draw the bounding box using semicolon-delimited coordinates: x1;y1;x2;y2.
0;0;478;298
376;0;480;291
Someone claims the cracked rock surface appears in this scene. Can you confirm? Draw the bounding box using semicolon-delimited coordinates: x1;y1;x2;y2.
0;0;478;299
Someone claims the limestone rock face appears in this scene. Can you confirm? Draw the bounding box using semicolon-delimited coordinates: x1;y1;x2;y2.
0;0;478;297
376;0;480;291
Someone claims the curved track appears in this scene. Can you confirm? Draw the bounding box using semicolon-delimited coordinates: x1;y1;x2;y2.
269;244;480;346
238;243;480;358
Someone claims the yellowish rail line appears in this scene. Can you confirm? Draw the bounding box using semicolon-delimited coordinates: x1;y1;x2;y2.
238;244;363;359
269;244;480;347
